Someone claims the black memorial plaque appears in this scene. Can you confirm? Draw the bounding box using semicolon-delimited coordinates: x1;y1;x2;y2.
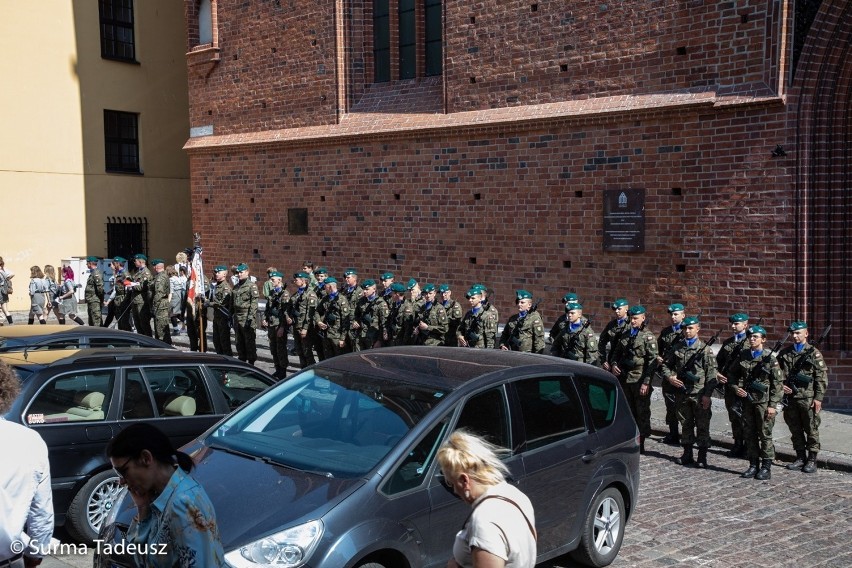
603;188;645;252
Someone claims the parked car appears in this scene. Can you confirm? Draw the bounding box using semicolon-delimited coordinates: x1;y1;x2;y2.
0;324;173;352
97;346;639;568
3;348;277;543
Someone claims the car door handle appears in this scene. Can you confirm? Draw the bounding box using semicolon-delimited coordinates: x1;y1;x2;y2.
581;449;598;463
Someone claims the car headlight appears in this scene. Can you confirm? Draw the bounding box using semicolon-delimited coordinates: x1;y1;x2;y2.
225;520;323;568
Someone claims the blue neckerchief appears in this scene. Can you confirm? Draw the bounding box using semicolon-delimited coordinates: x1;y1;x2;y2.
328;291;338;300
471;306;482;315
368;293;377;301
519;310;528;318
752;349;763;359
424;301;432;310
735;332;746;342
443;300;450;308
618;318;627;325
672;323;682;332
347;285;355;294
794;343;805;353
383;289;392;297
394;300;402;307
686;337;697;347
297;286;305;293
273;286;282;293
570;321;582;331
630;328;639;337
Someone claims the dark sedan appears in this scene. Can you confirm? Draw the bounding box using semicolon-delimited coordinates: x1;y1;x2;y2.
3;348;276;543
0;324;172;352
98;347;639;568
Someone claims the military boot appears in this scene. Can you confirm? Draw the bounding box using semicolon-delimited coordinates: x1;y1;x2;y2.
663;423;680;445
696;448;708;469
802;452;818;474
727;439;745;458
675;445;694;466
639;436;646;455
741;459;759;478
786;450;806;470
755;459;772;480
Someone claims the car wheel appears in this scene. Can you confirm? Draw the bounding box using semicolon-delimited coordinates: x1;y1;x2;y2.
356;563;387;568
65;470;124;544
569;486;625;567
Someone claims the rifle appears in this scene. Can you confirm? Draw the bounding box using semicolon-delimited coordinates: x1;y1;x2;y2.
552;314;594;358
714;317;763;395
663;327;723;401
732;328;791;414
780;323;832;408
507;298;541;350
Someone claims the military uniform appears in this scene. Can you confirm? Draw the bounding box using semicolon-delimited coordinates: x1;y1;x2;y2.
440;288;463;347
263;279;290;376
230;267;259;364
353;292;389;350
112;263;133;331
387;296;416;347
208;275;233;356
716;321;750;455
341;278;363;352
288;276;319;368
612;317;658;442
414;299;449;346
598;306;630;368
457;306;498;349
779;322;828;473
151;262;172;345
499;309;545;353
84;260;105;327
728;326;784;479
660;326;717;465
657;319;685;444
314;287;350;358
553;318;599;365
129;258;153;336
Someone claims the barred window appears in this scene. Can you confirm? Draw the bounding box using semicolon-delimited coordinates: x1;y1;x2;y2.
99;0;136;62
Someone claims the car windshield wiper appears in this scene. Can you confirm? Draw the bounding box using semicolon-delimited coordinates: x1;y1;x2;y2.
206;442;263;462
258;455;334;479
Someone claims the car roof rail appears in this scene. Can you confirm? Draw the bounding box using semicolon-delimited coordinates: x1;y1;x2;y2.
50;348;185;365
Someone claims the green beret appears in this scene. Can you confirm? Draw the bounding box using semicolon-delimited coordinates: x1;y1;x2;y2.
133;253;147;261
380;272;394;280
566;302;583;311
390;282;406;293
214;265;228;272
682;315;700;326
406;278;418;290
422;283;435;293
466;287;483;298
344;268;357;276
612;298;628;308
667;303;685;313
471;283;486;292
516;289;532;301
438;284;451;293
562;293;579;303
627;305;646;316
788;321;807;332
150;258;164;266
113;256;127;263
749;325;767;337
236;263;249;272
362;279;376;288
729;312;749;323
324;277;338;285
293;271;309;279
315;267;328;275
269;271;283;278
86;256;99;262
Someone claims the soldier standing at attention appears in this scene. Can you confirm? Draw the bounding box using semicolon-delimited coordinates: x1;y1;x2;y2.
715;312;751;457
611;306;657;454
309;268;329;360
387;282;415;346
780;321;828;473
287;272;318;368
407;279;424;310
84;256;105;327
207;266;233;356
380;272;396;307
150;259;172;345
599;298;630;372
457;287;489;349
230;263;259;364
729;325;784;480
342;269;363;351
439;284;463;347
549;293;579;357
352;279;389;350
103;257;127;328
314;277;351;358
470;284;499;348
553;302;599;365
499;290;544;353
128;254;153;336
262;272;290;378
660;316;717;467
656;303;686;446
413;284;449;346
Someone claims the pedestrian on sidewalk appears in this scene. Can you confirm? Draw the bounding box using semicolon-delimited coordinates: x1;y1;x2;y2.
27;266;49;325
0;256;14;324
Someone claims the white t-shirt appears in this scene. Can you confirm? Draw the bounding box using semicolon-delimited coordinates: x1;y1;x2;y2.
453;481;537;568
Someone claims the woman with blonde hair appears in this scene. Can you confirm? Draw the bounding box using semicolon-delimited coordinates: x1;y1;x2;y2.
437;430;537;568
42;265;61;322
27;265;49;324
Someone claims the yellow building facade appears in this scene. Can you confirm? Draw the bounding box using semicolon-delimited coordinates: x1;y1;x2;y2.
0;0;191;310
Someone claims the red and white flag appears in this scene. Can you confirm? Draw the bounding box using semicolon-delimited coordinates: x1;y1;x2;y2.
186;246;204;316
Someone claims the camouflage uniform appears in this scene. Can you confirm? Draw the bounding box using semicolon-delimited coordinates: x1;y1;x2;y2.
264;285;291;375
553;319;599;365
612;326;658;439
716;332;749;451
314;292;350;358
549;313;570;357
657;323;685;441
482;302;499;348
288;283;318;368
387;297;416;346
457;306;497;349
779;341;828;463
499;311;545;353
151;268;172;345
598;317;629;367
353;294;389;350
341;282;363;352
84;266;105;327
230;277;259;363
441;298;463;347
413;301;449;346
660;336;717;451
130;264;153;336
209;279;233;356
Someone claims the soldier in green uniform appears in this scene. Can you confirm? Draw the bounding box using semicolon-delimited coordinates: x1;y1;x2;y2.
660;315;717;466
128;254;153;336
230;263;259;364
413;284;448;346
715;312;751;457
352;279;389;350
287;272;319;368
314;277;351;358
341;269;363;352
780;321;828;473
310;268;329;360
83;256;105;327
103;257;128;329
380;272;395;308
262;271;290;377
457;287;494;349
407;279;424;311
610;306;657;454
499;290;544;353
479;285;499;347
552;302;599;365
261;267;278;300
387;282;415;346
439;284;463;347
656;303;687;446
729;325;784;480
206;266;233;356
548;293;579;357
599;298;630;372
150;259;172;345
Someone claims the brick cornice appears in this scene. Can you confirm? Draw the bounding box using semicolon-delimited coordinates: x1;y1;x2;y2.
183;91;784;154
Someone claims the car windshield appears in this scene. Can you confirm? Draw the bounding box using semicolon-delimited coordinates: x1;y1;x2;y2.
205;369;447;478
